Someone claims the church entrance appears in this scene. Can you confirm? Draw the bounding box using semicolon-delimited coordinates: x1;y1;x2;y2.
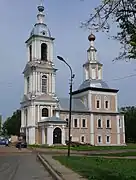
53;127;62;144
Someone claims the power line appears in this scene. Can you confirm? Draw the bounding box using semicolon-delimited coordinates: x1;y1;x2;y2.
107;74;136;82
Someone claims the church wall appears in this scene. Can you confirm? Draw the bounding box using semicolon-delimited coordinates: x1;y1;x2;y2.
93;114;118;145
59;111;90;143
91;93;117;112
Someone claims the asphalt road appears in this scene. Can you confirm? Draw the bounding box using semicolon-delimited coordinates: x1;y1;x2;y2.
0;153;53;180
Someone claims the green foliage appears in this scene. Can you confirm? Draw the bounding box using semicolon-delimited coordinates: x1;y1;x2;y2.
82;0;136;60
121;106;136;143
2;110;21;136
54;156;136;180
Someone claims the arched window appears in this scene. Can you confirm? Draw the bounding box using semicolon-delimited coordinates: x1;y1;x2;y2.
27;77;30;93
41;43;47;60
42;75;47;93
98;119;101;128
42;108;48;117
29;45;32;61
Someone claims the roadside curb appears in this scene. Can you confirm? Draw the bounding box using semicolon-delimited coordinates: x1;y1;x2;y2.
37;153;63;180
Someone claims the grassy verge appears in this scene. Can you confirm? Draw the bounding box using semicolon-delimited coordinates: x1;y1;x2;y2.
54;156;136;180
28;143;136;151
91;151;136;157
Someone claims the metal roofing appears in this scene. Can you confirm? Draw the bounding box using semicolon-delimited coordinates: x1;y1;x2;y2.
79;79;109;90
58;98;89;112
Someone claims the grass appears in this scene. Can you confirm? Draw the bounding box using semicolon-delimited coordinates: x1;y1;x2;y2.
54;156;136;180
28;143;136;151
91;151;136;157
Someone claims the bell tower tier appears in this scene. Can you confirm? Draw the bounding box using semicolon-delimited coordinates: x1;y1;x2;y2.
83;33;103;81
20;2;58;145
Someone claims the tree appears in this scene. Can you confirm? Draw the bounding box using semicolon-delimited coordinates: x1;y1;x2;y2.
2;110;21;136
82;0;136;60
121;106;136;143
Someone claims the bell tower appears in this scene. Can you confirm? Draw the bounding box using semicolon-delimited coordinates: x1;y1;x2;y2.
23;2;57;97
20;1;58;145
83;33;103;80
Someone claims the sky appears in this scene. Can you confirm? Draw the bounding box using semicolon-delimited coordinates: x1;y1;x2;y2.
0;0;136;120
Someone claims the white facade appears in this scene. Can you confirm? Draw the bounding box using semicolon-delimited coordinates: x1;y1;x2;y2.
20;3;66;145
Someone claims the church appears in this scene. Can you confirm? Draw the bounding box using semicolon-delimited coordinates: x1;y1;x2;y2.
20;3;126;146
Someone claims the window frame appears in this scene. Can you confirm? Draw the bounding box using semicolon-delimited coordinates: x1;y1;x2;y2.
97;119;102;128
81;135;86;143
97;135;102;143
73;118;79;128
82;118;87;128
106;135;110;144
95;95;101;109
106;119;111;129
41;75;47;93
42;108;49;117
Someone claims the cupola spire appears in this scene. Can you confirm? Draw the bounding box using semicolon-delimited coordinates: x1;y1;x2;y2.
87;32;97;62
37;0;45;24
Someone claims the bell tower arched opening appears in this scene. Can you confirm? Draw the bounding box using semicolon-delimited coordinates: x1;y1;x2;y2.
41;43;47;61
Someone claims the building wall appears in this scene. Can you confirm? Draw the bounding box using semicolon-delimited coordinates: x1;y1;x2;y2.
60;112;90;144
91;93;117;112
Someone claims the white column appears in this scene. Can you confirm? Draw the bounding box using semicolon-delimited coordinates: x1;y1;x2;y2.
122;116;126;144
116;115;120;145
90;114;94;145
24;77;27;94
88;92;92;110
56;111;60;118
29;105;35;126
33;71;36;93
35;72;37;93
29;127;35;144
42;127;45;144
47;125;53;146
30;74;32;93
52;74;55;94
38;105;40;122
21;109;25;128
115;94;118;112
62;126;66;145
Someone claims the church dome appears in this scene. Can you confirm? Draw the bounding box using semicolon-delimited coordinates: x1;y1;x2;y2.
88;33;96;41
30;23;51;37
79;79;109;90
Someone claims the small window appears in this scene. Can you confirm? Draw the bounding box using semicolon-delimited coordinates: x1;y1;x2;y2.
74;119;78;128
42;108;48;117
98;136;102;143
41;43;47;60
66;118;68;127
29;45;32;61
97;100;100;108
82;119;86;128
106;119;110;128
27;77;30;93
98;119;102;128
81;136;85;143
105;101;109;109
106;136;110;143
42;75;47;93
119;119;121;127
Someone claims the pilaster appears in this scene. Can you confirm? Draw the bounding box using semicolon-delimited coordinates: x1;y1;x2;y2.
47;125;53;146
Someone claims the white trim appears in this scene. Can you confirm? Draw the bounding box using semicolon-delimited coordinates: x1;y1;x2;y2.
90;114;94;145
106;119;111;128
73;118;79;128
92;91;117;96
80;135;86;143
81;118;87;128
106;135;111;144
116;115;120;144
97;135;102;144
97;118;102;128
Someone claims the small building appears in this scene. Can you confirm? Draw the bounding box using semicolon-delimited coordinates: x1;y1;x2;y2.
20;3;125;146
